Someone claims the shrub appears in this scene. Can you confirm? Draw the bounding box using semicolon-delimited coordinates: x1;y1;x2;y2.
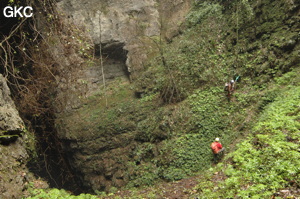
186;2;223;27
162;167;187;182
25;188;98;199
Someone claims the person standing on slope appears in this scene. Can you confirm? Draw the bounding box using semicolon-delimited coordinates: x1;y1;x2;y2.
224;79;235;101
211;137;225;163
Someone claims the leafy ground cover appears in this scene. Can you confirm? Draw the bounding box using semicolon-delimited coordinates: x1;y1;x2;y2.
24;67;300;199
23;0;300;197
194;85;300;198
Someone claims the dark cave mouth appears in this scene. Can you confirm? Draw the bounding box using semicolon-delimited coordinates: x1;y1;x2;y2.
1;2;130;195
95;41;131;80
0;2;84;194
26;119;85;195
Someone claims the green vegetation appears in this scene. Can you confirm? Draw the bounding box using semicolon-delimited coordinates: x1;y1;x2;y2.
186;1;223;27
194;79;300;198
23;0;299;198
25;188;98;199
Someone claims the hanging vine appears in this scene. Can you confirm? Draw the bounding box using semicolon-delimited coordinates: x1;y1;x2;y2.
0;0;93;192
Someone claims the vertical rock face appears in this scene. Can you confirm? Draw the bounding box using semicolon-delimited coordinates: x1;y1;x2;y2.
58;0;160;42
51;0;191;114
0;76;23;132
56;0;191;79
0;74;28;199
49;0;191;192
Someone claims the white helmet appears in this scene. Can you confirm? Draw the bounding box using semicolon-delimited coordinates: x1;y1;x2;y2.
230;80;234;84
215;137;220;142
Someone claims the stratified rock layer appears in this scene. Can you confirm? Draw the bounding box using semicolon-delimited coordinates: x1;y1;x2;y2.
0;74;28;199
52;0;191;192
57;0;191;79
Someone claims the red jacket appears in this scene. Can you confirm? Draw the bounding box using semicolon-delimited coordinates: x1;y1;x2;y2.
211;142;223;154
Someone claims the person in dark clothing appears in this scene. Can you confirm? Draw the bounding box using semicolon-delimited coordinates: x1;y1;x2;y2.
224;80;235;101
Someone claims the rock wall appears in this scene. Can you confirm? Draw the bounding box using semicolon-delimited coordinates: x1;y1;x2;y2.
49;0;191;114
56;0;191;79
50;0;191;192
0;74;28;199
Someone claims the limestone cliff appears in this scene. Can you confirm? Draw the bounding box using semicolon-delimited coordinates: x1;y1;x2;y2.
56;0;191;79
50;0;191;192
0;74;28;198
2;0;299;196
50;0;300;193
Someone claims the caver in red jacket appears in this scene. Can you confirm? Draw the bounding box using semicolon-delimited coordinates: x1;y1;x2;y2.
211;141;223;154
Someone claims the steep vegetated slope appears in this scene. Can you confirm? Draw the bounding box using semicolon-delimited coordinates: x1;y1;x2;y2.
23;0;299;198
97;70;299;199
192;71;300;199
120;0;299;190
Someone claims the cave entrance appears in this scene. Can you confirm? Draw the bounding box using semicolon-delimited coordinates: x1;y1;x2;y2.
95;42;130;81
0;0;83;194
27;115;84;194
